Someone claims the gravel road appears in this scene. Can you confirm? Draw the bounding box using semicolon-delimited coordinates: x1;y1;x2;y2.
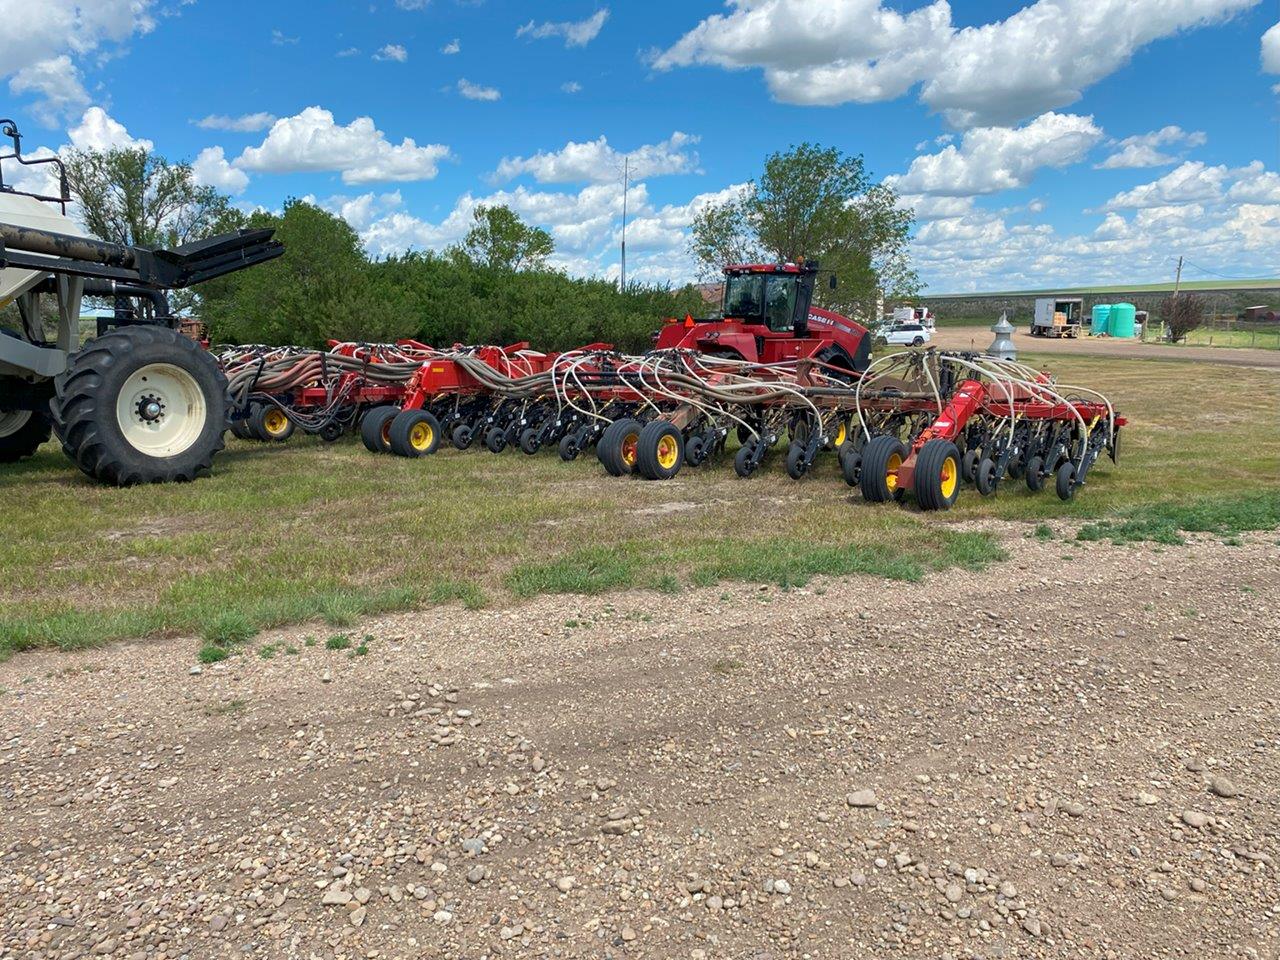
2;524;1278;959
930;327;1280;370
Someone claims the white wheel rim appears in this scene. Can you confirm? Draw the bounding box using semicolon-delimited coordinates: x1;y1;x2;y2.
0;409;32;439
115;363;207;457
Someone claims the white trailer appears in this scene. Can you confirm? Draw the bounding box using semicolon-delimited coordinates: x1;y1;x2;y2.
1030;297;1083;338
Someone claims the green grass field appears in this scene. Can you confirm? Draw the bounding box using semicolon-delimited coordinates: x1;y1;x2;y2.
2;353;1278;660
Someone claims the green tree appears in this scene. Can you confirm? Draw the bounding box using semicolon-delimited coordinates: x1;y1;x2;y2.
689;143;919;317
459;204;554;271
199;200;384;345
62;147;241;248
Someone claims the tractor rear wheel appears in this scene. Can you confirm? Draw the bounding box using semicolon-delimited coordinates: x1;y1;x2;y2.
361;406;398;453
389;409;441;457
598;418;641;476
859;435;907;503
912;438;961;511
0;404;52;463
250;404;294;442
54;325;226;485
635;421;683;480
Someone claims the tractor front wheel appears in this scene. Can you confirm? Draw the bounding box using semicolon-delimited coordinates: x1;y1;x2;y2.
54;325;226;485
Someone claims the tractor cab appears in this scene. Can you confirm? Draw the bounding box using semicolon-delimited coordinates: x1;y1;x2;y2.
654;261;870;375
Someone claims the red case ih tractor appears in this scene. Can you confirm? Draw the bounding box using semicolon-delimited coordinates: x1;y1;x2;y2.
653;260;871;376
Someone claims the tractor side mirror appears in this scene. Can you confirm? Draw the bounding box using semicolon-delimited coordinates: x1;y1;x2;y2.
828;275;838;290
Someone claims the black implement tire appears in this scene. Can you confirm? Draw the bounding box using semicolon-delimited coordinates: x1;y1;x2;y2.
913;438;961;511
484;425;508;453
598;418;641;476
361;406;398;453
54;325;226;485
250;404;295;442
686;434;706;467
840;445;862;486
558;432;580;461
0;408;52;463
785;441;807;480
451;423;474;450
733;442;757;478
975;457;998;497
1056;461;1077;501
859;434;908;503
389;409;441;457
519;428;540;455
1025;455;1046;492
229;411;254;441
635;420;683;480
961;447;981;482
318;421;343;442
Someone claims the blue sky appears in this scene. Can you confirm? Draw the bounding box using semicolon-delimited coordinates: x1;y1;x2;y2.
4;0;1278;293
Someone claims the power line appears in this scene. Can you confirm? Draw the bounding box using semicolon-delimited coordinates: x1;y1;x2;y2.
1179;259;1270;282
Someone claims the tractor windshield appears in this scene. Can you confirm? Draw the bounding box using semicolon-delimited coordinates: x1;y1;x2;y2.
764;276;797;331
723;275;764;320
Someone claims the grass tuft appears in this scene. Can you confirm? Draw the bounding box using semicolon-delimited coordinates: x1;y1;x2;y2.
202;611;257;648
1076;492;1280;546
198;643;230;664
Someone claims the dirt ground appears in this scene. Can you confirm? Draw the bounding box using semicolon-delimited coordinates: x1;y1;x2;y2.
2;522;1278;960
931;327;1280;370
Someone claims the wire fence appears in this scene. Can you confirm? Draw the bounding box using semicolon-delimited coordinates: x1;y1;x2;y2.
1142;316;1280;350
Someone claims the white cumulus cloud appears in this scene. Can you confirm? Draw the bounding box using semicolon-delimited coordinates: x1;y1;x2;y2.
654;0;1259;127
492;132;700;184
441;38;460;55
234;106;450;184
1263;21;1280;71
1096;125;1207;168
517;9;609;47
194;112;277;132
67;106;153;152
192;146;249;195
1100;160;1231;209
458;78;500;101
887;112;1102;197
8;56;89;126
374;43;408;62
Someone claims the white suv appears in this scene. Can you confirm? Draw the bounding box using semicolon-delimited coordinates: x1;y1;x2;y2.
877;322;932;347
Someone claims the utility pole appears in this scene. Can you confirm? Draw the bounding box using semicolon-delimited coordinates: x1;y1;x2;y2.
619;156;629;292
1172;255;1183;297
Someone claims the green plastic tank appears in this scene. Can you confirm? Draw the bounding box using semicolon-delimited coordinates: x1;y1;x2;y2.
1090;304;1112;336
1109;302;1136;338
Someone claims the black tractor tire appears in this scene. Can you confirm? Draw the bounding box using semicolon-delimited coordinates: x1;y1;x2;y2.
0;407;52;463
451;423;474;450
859;434;908;503
912;438;961;511
54;325;227;485
518;428;540;455
389;409;441;457
361;405;398;453
839;446;862;486
598;418;641;476
1056;461;1077;501
249;404;295;442
785;441;808;480
635;420;683;480
558;432;580;461
1025;455;1046;492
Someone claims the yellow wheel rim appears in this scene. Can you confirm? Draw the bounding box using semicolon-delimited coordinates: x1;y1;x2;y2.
656;434;679;470
410;421;434;451
381;419;393;445
621;432;640;468
834;422;847;447
264;409;288;436
886;452;902;491
940;456;957;498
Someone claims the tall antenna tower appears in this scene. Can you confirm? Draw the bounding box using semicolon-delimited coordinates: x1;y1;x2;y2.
620;156;629;292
